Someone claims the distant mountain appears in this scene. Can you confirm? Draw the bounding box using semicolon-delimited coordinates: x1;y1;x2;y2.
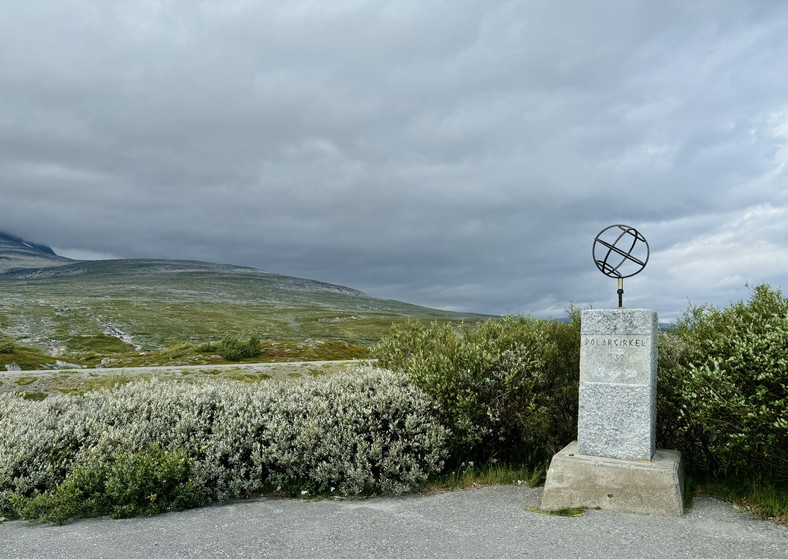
3;256;367;297
0;232;491;353
0;231;73;273
554;316;675;330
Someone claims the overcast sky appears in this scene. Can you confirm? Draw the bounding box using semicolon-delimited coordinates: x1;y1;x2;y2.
2;1;788;321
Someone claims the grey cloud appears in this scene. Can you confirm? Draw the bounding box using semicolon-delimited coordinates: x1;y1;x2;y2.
2;1;788;319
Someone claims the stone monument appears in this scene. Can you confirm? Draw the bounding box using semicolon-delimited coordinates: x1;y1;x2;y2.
540;225;684;516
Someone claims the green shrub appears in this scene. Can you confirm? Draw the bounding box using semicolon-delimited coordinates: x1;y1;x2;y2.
163;341;194;359
373;313;580;465
196;342;218;353
217;335;261;361
0;340;15;354
11;446;202;524
0;367;447;523
657;284;788;482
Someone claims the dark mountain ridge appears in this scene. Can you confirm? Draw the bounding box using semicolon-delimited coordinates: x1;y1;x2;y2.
4;257;366;296
0;231;73;272
0;231;365;296
0;231;58;255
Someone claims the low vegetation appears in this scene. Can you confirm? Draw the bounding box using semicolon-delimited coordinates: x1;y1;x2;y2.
0;259;489;358
1;285;785;525
0;344;55;371
12;446;201;524
428;461;545;492
656;284;787;520
0;367;447;524
216;335;262;361
373;313;581;467
0;337;372;372
657;284;787;482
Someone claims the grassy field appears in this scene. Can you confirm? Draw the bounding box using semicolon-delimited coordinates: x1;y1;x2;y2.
0;360;362;400
0;258;490;370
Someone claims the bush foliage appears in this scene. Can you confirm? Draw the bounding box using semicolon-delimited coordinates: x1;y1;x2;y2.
217;335;261;361
657;284;788;482
10;446;201;525
3;286;785;525
372;313;581;465
0;367;448;524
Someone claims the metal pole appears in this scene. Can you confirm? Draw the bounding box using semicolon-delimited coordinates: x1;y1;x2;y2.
617;278;624;308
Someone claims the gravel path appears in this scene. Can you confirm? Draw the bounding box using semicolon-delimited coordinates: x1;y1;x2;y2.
1;486;785;559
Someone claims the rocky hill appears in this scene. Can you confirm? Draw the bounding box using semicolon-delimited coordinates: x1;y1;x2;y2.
0;232;490;360
0;231;73;273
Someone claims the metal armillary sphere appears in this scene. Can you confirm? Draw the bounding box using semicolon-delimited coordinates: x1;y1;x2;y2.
592;224;649;307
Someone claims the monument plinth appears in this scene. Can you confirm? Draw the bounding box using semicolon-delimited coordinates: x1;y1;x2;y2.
540;442;683;516
540;224;684;516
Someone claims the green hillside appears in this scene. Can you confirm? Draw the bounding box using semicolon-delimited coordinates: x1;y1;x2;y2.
0;258;490;369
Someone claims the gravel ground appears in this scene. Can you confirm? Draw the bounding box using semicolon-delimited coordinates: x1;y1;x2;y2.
1;486;785;559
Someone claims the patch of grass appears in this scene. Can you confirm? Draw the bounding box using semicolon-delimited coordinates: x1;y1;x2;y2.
288;372;302;379
693;477;788;524
0;362;352;399
15;376;37;386
97;338;372;368
65;335;133;355
21;392;47;401
224;371;269;383
425;462;543;492
0;344;56;370
527;507;588;517
163;341;194;359
60;373;143;395
307;339;371;361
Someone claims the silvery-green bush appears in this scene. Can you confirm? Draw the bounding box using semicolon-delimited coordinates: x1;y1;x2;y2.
0;367;448;521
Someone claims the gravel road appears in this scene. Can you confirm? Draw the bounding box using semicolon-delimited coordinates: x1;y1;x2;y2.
1;486;785;559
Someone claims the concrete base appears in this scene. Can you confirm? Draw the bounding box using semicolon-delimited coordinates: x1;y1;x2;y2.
541;441;684;516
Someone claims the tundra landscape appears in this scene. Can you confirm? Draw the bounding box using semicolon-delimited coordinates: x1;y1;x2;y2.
0;231;488;374
1;4;787;554
1;231;785;529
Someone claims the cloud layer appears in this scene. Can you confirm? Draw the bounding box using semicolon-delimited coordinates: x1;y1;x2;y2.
2;1;788;320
